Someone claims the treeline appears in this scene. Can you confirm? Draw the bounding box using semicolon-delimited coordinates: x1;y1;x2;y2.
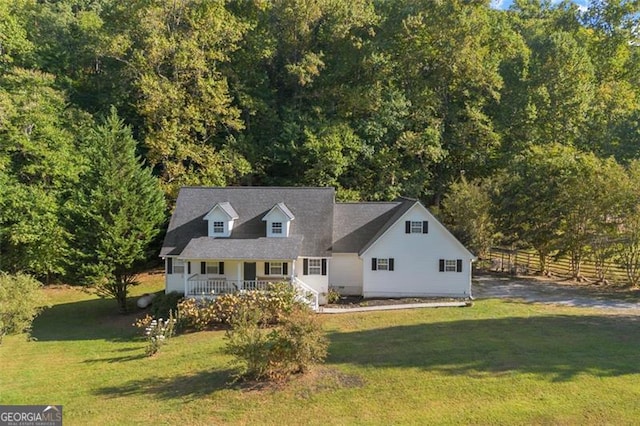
2;0;640;285
441;145;640;286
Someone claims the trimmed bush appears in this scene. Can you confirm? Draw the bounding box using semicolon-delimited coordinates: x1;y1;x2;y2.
224;305;328;381
0;273;50;343
150;291;183;319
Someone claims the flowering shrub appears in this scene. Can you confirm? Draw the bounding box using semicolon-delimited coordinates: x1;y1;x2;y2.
135;312;177;356
224;305;327;381
177;282;305;329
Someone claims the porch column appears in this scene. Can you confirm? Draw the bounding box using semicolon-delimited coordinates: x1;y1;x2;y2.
290;258;296;281
237;261;242;290
183;258;188;296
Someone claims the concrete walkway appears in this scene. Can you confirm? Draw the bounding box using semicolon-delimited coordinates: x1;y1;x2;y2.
319;301;470;314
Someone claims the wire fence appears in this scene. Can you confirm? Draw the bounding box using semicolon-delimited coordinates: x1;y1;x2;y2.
485;247;629;284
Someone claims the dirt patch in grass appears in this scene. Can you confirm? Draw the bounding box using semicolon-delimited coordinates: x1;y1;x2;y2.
233;366;365;397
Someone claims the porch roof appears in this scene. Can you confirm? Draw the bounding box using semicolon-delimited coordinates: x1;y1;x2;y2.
178;235;304;260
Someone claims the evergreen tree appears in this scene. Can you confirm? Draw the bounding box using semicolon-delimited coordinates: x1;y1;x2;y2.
68;108;165;312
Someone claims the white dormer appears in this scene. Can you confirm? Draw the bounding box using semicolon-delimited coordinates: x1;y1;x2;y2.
262;202;294;238
204;202;239;237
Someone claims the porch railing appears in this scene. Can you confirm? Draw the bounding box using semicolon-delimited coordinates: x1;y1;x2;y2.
293;277;319;311
185;277;320;311
186;279;286;296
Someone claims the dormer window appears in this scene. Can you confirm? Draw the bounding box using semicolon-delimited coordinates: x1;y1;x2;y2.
272;222;283;234
263;202;294;238
204;202;238;237
213;221;224;234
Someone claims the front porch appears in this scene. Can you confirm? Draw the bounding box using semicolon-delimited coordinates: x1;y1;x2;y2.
185;277;289;297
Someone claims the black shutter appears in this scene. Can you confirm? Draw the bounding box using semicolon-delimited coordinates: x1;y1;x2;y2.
389;258;394;271
187;261;191;274
303;258;309;275
264;262;270;275
423;221;429;234
457;259;463;273
201;262;206;274
321;259;327;275
283;262;288;275
372;258;377;271
439;259;445;272
405;221;411;233
219;262;224;275
167;258;173;274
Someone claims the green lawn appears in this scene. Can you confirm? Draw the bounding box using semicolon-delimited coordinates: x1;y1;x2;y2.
1;275;639;425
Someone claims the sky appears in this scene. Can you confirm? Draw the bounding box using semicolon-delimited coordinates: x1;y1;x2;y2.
490;0;592;11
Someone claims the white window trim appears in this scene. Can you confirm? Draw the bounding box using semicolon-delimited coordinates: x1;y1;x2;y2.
173;259;185;274
445;259;457;272
308;258;322;275
377;258;389;271
410;221;423;233
206;262;220;275
271;222;283;234
212;221;224;234
269;261;284;275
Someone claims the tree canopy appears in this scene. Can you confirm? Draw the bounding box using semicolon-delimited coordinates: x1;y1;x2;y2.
3;0;640;286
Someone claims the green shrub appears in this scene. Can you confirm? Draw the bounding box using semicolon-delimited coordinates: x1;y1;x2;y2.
327;288;341;304
224;305;328;381
150;291;183;319
0;273;50;343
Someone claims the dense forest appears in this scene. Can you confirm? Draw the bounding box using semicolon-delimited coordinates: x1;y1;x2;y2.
2;0;640;288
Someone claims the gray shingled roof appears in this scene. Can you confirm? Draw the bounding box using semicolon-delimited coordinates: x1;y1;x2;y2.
217;202;239;219
179;235;304;260
161;187;334;257
332;199;416;254
262;202;295;221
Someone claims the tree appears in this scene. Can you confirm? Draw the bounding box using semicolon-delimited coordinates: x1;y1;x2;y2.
496;144;577;275
615;161;640;286
0;67;89;280
440;177;497;259
68;108;165;312
104;0;251;199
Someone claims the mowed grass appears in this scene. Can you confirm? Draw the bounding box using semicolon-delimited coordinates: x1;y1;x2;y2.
1;274;640;425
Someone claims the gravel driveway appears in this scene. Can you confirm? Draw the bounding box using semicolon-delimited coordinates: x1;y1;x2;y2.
473;273;640;312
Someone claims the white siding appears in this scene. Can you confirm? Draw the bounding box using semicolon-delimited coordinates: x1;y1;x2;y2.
329;253;363;296
362;204;472;298
294;257;329;305
165;257;185;293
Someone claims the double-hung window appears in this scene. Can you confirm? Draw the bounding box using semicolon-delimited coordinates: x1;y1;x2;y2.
173;259;185;274
269;261;283;275
213;221;224;234
371;258;394;271
271;222;283;234
308;259;322;275
405;220;428;234
439;259;463;273
206;262;220;274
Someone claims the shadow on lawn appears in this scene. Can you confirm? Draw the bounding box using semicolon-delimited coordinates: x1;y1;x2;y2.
31;297;143;342
327;314;640;382
94;368;235;400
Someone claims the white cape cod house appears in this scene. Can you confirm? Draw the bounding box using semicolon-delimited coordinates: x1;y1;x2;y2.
161;187;475;307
